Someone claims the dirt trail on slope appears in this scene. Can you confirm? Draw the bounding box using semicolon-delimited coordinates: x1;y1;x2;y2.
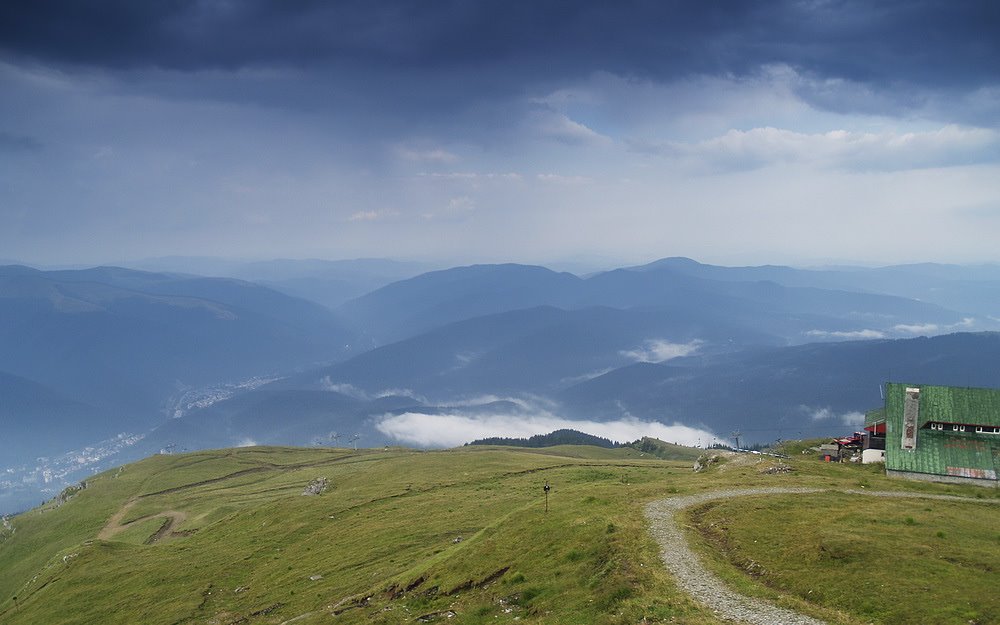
96;454;366;543
98;499;188;544
97;499;138;540
142;510;188;544
645;487;1000;625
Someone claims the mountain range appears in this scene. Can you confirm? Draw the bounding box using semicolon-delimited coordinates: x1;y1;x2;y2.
126;256;436;309
4;256;1000;513
335;262;970;345
0;265;355;456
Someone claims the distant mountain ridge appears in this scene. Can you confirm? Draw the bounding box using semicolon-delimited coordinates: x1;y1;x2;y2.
126;257;436;309
629;257;1000;318
0;265;357;460
335;261;976;346
560;331;1000;441
6;256;1000;515
337;264;583;342
283;304;778;400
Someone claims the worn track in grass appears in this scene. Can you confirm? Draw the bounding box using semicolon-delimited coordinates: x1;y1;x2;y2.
97;499;188;544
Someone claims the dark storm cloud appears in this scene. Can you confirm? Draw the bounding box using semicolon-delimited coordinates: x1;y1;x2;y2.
1;1;997;90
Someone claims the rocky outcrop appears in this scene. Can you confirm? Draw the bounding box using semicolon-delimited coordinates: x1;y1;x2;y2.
301;477;328;496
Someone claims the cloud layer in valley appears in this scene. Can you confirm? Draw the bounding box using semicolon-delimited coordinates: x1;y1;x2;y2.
620;339;703;363
376;411;718;449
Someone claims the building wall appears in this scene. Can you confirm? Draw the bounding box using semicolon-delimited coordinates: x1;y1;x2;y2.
887;469;999;488
862;449;885;464
884;383;999;483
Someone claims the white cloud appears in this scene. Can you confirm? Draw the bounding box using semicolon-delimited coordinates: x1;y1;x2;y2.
437;394;513;407
422;195;477;221
953;317;976;329
319;378;369;399
892;322;940;335
395;146;459;163
319;379;427;402
807;407;836;421
235;438;258;447
639;125;1000;172
376;412;715;448
620;339;702;363
559;368;615;385
893;317;978;336
536;173;592;184
802;406;866;427
840;412;866;427
448;196;475;211
533;111;612;146
347;208;399;222
432;395;558;411
451;352;478;368
373;388;427;402
416;172;523;181
805;329;886;339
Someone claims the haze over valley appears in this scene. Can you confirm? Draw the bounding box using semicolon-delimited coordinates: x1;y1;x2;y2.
5;256;1000;513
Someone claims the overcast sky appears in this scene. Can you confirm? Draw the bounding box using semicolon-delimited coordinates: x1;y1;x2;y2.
2;1;999;267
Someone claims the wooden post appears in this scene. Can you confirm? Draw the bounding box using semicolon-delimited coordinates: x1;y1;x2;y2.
544;481;550;513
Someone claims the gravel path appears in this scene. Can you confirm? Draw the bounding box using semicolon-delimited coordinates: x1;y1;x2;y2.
646;487;825;625
645;487;1000;624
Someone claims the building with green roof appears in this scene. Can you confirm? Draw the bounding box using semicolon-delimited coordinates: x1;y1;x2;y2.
877;383;1000;485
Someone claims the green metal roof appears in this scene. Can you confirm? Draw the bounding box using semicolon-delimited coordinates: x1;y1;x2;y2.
886;383;1000;428
884;383;1000;479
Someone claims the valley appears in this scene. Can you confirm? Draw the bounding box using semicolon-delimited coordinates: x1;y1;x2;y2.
6;257;1000;514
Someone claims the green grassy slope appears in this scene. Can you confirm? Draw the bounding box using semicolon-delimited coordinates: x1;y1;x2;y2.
0;446;717;625
687;492;1000;625
0;444;996;625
